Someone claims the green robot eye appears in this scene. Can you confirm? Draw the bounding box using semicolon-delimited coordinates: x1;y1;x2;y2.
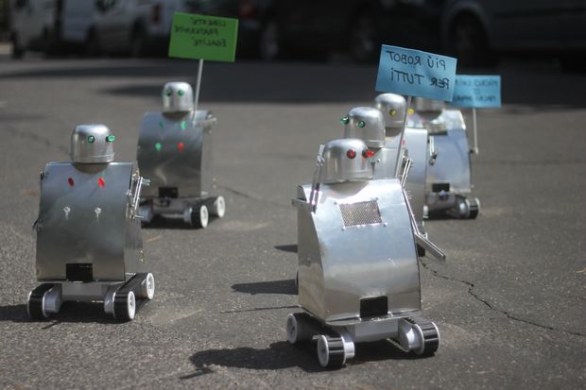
165;89;173;97
357;121;366;128
389;109;397;117
340;116;350;125
87;135;95;143
177;89;185;97
106;135;116;143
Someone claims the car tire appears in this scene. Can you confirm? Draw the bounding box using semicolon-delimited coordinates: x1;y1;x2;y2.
559;52;586;73
130;27;147;57
11;33;24;59
448;14;496;68
259;18;284;61
349;11;378;63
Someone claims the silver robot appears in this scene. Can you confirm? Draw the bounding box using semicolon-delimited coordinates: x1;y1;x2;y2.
410;98;480;219
373;93;430;239
137;81;225;228
288;137;442;369
29;124;154;321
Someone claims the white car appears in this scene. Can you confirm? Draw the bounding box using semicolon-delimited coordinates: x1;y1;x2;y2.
9;0;58;58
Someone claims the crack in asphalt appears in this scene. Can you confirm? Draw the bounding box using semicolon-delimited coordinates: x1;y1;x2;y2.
5;125;69;157
420;259;586;338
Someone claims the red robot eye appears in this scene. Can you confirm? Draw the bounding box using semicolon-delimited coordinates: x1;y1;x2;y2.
67;177;75;187
97;177;105;188
362;149;375;158
346;149;357;159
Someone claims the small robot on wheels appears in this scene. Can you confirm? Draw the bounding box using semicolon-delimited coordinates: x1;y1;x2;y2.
410;98;480;219
340;95;434;254
374;93;430;235
288;137;441;369
137;81;225;228
29;124;154;321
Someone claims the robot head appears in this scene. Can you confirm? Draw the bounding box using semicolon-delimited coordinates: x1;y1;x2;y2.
162;81;194;113
321;138;373;184
70;124;115;163
412;97;445;114
374;93;407;136
411;98;446;129
341;107;385;149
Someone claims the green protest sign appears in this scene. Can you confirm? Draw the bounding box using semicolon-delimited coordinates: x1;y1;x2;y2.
168;13;238;62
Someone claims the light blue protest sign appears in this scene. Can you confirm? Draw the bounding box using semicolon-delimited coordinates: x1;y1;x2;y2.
452;75;501;108
375;45;457;101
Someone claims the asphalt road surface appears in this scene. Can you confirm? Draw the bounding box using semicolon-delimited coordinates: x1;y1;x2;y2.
0;53;585;389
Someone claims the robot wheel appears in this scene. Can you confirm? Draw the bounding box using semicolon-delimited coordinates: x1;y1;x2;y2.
286;312;314;344
188;204;209;229
316;335;346;369
113;290;136;321
210;196;226;219
467;198;480;219
398;317;440;356
27;283;55;320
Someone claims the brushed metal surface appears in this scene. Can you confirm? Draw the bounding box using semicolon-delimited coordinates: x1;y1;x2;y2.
35;162;143;281
296;179;421;324
137;110;215;198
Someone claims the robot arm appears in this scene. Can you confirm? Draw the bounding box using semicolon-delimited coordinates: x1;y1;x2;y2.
403;188;446;261
308;145;325;212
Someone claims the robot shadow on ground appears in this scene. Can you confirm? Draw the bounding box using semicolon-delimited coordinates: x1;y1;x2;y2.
0;301;147;324
274;244;298;254
141;215;218;230
231;279;296;295
183;339;433;376
0;304;29;323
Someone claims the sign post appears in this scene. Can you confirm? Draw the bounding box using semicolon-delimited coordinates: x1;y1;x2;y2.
168;13;239;112
452;75;502;154
375;45;457;176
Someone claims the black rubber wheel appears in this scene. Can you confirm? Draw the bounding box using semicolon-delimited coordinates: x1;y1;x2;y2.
27;284;54;320
113;290;136;321
190;204;209;229
416;321;440;357
317;335;346;369
286;312;314;344
468;198;480;219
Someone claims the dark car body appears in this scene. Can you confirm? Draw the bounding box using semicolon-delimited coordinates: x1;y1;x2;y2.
194;0;444;61
441;0;586;68
269;0;444;61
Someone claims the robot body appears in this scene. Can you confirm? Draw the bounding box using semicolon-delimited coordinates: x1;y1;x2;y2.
288;138;440;368
137;82;225;228
415;106;480;219
29;125;154;321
